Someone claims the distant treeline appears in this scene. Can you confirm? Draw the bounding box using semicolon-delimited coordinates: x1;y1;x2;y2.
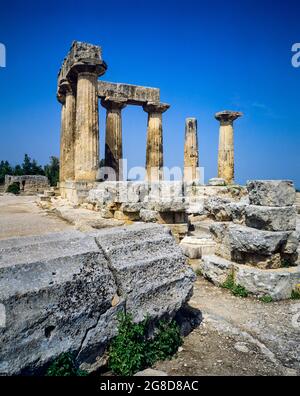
0;154;59;186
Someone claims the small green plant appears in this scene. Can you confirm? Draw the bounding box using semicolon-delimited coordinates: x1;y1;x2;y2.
6;182;20;195
291;290;300;300
195;268;202;277
222;273;249;298
108;313;182;376
46;353;88;376
259;295;274;303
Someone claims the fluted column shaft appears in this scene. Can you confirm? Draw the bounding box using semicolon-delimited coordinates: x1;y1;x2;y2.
215;111;242;185
102;99;126;181
59;102;66;183
184;118;199;182
63;89;76;180
143;102;169;182
75;72;99;181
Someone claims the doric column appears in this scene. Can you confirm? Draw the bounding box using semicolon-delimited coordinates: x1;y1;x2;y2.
143;102;170;182
184;118;199;182
74;72;100;181
101;98;127;181
60;82;76;181
59;100;66;183
215;111;242;185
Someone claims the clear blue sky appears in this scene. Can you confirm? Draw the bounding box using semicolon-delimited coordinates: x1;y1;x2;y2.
0;0;299;187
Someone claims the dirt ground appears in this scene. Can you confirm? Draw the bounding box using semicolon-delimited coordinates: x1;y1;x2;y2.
0;194;74;239
155;277;300;376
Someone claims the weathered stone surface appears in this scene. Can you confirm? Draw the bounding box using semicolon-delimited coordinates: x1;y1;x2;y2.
201;255;233;286
245;205;297;231
228;202;247;224
5;175;49;195
98;81;160;105
180;236;216;259
0;224;195;375
208;178;226;186
205;197;233;221
247;180;296;207
211;223;290;256
95;224;196;322
234;264;300;301
0;231;118;375
184;118;199;182
202;254;300;300
134;368;168;376
140;209;158;223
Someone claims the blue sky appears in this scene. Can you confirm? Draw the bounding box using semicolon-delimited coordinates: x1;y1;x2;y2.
0;0;299;187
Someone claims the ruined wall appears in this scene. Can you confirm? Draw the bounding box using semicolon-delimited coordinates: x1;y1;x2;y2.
5;175;49;194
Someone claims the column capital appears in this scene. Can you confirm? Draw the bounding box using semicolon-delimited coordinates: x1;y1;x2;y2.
143;102;170;114
101;97;127;111
215;110;243;126
57;80;76;103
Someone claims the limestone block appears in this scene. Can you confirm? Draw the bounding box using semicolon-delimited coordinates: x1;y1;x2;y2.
0;232;118;375
153;199;187;213
234;264;300;300
205;197;233;221
247;180;296;207
281;231;299;255
120;203;143;213
94;224;195;322
208;178;226;186
201;255;234;286
140;209;158;223
180;237;216;259
211;223;290;256
228;202;247;224
245;205;297;231
114;211;140;221
0;224;196;375
100;208;114;219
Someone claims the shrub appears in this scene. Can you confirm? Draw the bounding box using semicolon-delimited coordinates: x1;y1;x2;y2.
46;353;88;376
259;295;274;303
108;313;182;376
291;290;300;300
6;182;20;195
222;273;249;298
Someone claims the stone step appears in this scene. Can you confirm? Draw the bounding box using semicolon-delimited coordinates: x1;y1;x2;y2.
0;231;94;269
190;220;214;236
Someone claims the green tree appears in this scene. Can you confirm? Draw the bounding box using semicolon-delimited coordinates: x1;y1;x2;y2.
0;160;13;184
44;156;59;187
22;154;33;174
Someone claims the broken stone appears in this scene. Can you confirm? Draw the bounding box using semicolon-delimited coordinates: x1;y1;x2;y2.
208;178;226;186
245;205;297;231
140;209;158;223
205;197;233;221
247;180;296;207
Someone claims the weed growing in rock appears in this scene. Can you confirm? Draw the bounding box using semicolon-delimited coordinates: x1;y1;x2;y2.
108;313;182;376
291;290;300;300
46;353;88;376
222;273;249;298
259;295;274;303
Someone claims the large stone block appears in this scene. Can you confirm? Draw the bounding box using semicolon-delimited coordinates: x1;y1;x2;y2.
0;232;118;375
95;224;195;322
0;225;196;375
247;180;296;207
211;223;290;256
245;205;297;231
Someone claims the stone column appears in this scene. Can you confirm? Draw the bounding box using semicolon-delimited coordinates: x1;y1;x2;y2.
184;118;199;182
143;102;170;182
61;82;76;181
101;98;127;181
215;111;242;185
59;100;66;183
74;72;100;181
